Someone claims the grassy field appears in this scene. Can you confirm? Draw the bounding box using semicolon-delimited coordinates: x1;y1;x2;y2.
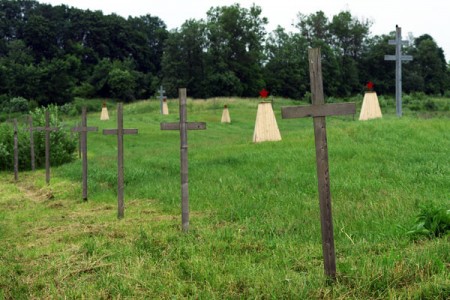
1;97;449;299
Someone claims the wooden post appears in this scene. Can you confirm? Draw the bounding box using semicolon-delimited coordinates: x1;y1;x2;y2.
281;48;356;280
159;86;166;114
160;88;207;232
71;108;98;201
35;110;59;184
27;116;36;171
103;103;138;219
13;119;18;181
77;122;82;159
384;25;413;117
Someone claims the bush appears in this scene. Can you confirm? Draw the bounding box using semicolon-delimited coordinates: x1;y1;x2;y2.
424;99;438;111
8;97;30;113
0;105;77;171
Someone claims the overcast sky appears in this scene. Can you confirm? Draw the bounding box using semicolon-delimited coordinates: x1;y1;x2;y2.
41;0;450;61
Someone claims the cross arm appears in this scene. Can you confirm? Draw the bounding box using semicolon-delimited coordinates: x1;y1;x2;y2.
160;122;207;130
71;126;98;133
103;129;138;135
384;55;413;61
34;126;59;132
281;103;356;119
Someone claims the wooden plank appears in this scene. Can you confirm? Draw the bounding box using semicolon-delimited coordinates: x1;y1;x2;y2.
160;122;207;130
389;40;408;45
281;103;355;119
309;48;336;280
384;55;396;61
13;119;18;181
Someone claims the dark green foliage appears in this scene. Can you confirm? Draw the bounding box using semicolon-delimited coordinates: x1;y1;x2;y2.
0;105;76;171
407;205;450;239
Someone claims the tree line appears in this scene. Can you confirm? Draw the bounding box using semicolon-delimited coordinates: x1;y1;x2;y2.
0;0;449;108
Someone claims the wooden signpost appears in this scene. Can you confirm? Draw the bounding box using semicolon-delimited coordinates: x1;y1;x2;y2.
103;103;138;219
35;110;59;184
27;116;36;171
281;48;356;280
71;108;98;201
13;119;19;181
161;88;207;232
384;25;413;117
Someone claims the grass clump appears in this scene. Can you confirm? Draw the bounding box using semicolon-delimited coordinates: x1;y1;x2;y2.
407;204;450;239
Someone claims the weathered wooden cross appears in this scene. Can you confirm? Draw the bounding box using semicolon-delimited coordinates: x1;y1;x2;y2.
281;48;356;280
384;25;413;117
71;107;98;201
27;116;37;171
159;85;166;114
160;88;206;232
103;103;138;219
35;110;59;184
13;119;19;181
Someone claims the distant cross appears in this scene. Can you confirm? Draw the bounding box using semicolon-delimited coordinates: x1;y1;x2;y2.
13;119;19;181
259;88;269;98
71;107;98;201
281;48;356;280
384;25;413;117
159;86;166;114
35;110;59;184
160;88;207;232
103;103;138;219
27;116;37;171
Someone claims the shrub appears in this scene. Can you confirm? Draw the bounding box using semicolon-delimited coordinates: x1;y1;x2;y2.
407;205;450;240
0;105;77;171
424;99;438;111
8;97;30;113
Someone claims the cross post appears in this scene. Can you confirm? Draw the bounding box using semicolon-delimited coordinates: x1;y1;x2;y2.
384;25;413;117
35;110;59;184
159;86;166;114
281;48;356;280
103;103;138;219
27;116;37;171
161;88;206;232
71;107;98;201
13;119;19;181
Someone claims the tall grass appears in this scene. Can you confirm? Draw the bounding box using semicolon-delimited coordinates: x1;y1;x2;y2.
1;97;449;298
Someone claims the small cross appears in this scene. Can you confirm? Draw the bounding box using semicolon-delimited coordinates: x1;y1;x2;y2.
103;103;138;219
161;88;207;232
35;110;59;184
281;48;356;280
384;25;413;117
71;107;98;201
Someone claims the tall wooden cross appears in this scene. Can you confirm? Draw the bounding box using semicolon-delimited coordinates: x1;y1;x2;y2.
27;116;37;171
35;110;59;184
161;88;207;232
71;107;98;201
159;86;166;114
384;25;413;117
281;48;356;280
103;103;138;219
13;119;19;181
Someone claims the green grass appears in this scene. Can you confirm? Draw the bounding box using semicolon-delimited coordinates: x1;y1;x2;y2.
1;97;449;298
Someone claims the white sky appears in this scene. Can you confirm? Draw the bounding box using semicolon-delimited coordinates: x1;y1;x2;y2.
41;0;450;61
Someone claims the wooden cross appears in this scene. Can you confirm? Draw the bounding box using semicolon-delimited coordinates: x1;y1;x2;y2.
13;119;19;181
281;48;356;280
35;110;59;184
103;103;138;219
159;85;166;114
161;88;206;232
384;25;413;117
27;116;37;171
71;107;98;201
